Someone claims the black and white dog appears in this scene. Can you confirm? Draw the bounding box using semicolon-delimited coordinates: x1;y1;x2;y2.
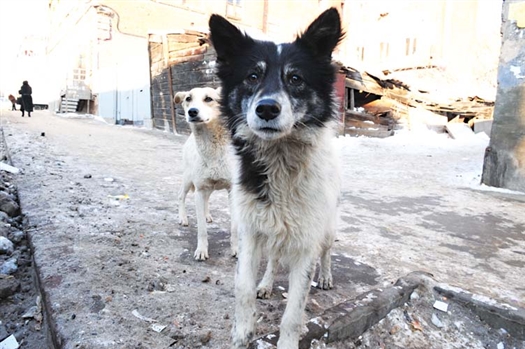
209;8;343;349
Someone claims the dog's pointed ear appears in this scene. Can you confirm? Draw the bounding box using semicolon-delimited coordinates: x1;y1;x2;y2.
174;92;187;104
296;8;344;59
209;14;253;62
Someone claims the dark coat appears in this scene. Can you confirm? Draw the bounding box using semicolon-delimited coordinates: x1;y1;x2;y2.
20;82;33;112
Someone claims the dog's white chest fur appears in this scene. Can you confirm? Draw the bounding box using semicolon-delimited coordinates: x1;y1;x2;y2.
233;128;340;257
184;123;231;190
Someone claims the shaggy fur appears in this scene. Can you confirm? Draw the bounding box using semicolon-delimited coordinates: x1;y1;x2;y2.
209;8;343;349
175;87;238;260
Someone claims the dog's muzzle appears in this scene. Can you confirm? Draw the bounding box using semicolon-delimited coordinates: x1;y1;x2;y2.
188;108;203;122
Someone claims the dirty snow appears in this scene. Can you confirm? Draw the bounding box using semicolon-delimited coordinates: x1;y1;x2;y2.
1;110;524;348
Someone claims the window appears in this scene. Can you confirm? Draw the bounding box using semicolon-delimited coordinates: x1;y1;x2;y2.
405;38;417;56
226;0;242;19
357;47;365;62
380;42;389;61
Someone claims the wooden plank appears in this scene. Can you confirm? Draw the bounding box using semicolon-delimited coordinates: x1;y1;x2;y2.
167;65;176;134
344;128;394;138
346;110;394;127
345;119;390;131
167;33;204;44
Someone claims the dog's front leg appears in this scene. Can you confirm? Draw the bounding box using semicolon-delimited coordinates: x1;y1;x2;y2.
277;255;316;349
194;189;210;260
228;191;238;257
232;228;261;348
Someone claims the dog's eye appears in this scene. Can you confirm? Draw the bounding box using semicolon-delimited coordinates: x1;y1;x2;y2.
185;96;192;102
204;96;213;102
288;74;303;86
246;73;259;84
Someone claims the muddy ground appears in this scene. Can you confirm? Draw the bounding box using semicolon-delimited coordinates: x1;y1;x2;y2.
0;109;524;348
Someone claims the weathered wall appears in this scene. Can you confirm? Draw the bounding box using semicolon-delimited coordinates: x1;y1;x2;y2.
149;33;219;134
482;0;525;192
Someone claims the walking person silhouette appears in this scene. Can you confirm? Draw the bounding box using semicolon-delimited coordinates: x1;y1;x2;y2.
20;81;33;117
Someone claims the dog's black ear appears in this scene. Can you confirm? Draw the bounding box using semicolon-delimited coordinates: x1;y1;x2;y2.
209;14;253;61
296;8;343;59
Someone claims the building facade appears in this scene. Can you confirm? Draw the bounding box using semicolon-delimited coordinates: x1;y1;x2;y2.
46;0;502;128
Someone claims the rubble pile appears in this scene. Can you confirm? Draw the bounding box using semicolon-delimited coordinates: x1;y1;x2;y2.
0;135;45;348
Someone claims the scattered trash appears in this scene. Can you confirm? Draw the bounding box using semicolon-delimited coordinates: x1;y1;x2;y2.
497;342;504;349
104;177;115;182
311;281;318;288
165;284;177;293
83;174;92;179
310;298;321;308
22;306;39;319
0;334;19;349
410;319;423;332
150;323;167;333
0;163;20;175
277;286;286;291
433;300;449;312
498;328;508;336
132;309;157;323
107;194;129;200
389;325;401;335
282;292;288;299
431;313;444;328
21;296;43;330
403;310;413;322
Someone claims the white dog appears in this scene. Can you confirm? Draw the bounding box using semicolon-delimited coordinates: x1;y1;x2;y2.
175;87;237;260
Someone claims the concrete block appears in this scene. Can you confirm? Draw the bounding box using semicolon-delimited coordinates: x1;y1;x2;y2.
408;108;448;133
248;271;429;349
435;284;525;340
445;122;475;140
473;119;493;136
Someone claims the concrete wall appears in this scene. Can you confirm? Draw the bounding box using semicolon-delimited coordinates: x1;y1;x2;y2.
482;0;525;192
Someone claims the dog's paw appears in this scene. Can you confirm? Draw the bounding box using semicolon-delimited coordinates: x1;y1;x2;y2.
206;214;213;223
316;275;333;290
230;246;238;258
194;248;209;261
231;327;253;349
179;217;189;226
256;286;272;299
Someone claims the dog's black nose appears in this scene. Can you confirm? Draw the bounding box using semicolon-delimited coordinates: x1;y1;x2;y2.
188;108;199;118
255;99;281;121
188;108;201;122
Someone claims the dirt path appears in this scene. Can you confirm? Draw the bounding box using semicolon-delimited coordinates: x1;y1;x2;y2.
0;109;524;348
